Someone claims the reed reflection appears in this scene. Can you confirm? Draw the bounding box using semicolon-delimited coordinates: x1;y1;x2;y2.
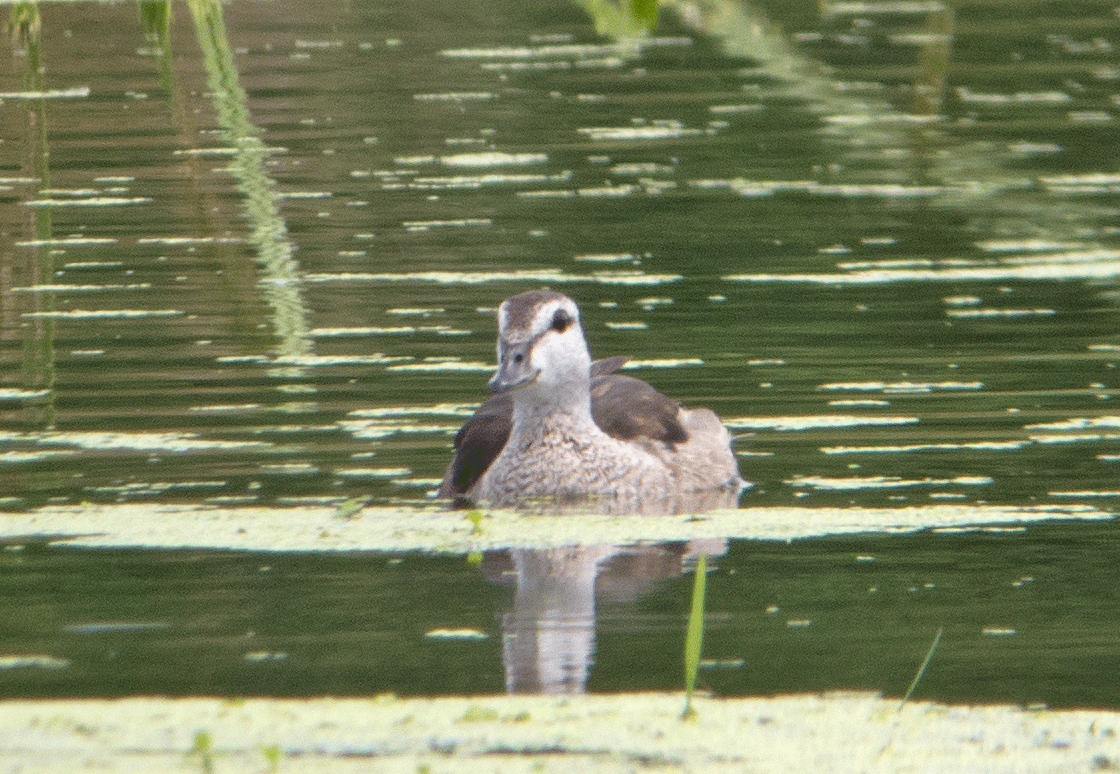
4;1;56;429
186;0;314;380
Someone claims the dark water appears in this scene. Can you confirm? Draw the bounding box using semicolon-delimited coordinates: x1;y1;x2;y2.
3;521;1119;707
1;0;1118;703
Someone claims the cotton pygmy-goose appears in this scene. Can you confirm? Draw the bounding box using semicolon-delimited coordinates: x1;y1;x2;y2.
438;290;743;512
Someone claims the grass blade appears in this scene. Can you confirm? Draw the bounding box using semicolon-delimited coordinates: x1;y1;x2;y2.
897;626;943;711
682;554;707;720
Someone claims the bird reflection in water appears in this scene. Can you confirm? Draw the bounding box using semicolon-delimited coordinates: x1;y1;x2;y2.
480;540;726;694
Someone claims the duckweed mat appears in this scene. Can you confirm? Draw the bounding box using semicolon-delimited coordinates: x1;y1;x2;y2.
0;692;1115;773
0;503;1111;553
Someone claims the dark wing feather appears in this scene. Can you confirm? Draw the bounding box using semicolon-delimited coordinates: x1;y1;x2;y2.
589;374;688;445
589;355;628;378
438;356;687;500
438;393;513;499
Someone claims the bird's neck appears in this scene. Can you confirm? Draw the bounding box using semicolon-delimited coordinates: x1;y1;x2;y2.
510;379;596;439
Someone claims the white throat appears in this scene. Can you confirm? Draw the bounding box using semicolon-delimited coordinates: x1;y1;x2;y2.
509;369;595;434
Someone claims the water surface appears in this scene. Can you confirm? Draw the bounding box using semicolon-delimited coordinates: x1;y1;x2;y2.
0;0;1118;704
2;520;1118;707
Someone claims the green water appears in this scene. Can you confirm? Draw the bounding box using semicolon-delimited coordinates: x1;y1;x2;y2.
2;521;1118;707
0;0;1118;703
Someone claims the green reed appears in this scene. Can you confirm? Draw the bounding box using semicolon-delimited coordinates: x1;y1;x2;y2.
682;553;707;720
897;626;944;711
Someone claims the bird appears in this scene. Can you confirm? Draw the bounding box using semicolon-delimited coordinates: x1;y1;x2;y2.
438;289;743;512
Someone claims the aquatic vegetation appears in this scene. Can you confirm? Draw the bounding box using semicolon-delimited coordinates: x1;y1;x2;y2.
465;509;485;536
423;628;489;641
334;496;371;520
187;730;215;774
682;554;707;720
261;744;281;772
0;0;1117;742
459;704;500;722
897;627;944;711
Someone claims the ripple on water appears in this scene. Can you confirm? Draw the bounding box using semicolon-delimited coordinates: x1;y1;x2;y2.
0;656;71;670
270;354;413;366
439;38;691;62
412;91;494;102
945;308;1056;318
385;360;492;372
724;250;1120;284
336;467;413;479
25;197;153;207
817;381;984;394
1025;416;1120;448
303;270;681;286
574;253;641;264
20;309;184;320
0;431;271;453
338;419;460;439
579;124;710;142
439;152;548;167
311;326;448;336
0;86;89;99
621;358;705;369
16;237;117;247
726;415;920;432
348;404;477;418
1050;490;1120;498
788;475;993;491
408;172;571;190
1024;417;1120;432
822;441;1029;455
62;622;170;634
12;283;152;293
0;389;51;401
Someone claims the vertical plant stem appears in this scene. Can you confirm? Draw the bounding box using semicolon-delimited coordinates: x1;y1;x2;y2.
897;626;943;711
682;553;707;720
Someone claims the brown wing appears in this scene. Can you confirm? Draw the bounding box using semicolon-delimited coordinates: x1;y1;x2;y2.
438;394;512;499
589;374;688;445
437;356;635;500
436;362;692;500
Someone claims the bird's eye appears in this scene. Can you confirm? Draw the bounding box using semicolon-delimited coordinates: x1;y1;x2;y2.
551;309;572;333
